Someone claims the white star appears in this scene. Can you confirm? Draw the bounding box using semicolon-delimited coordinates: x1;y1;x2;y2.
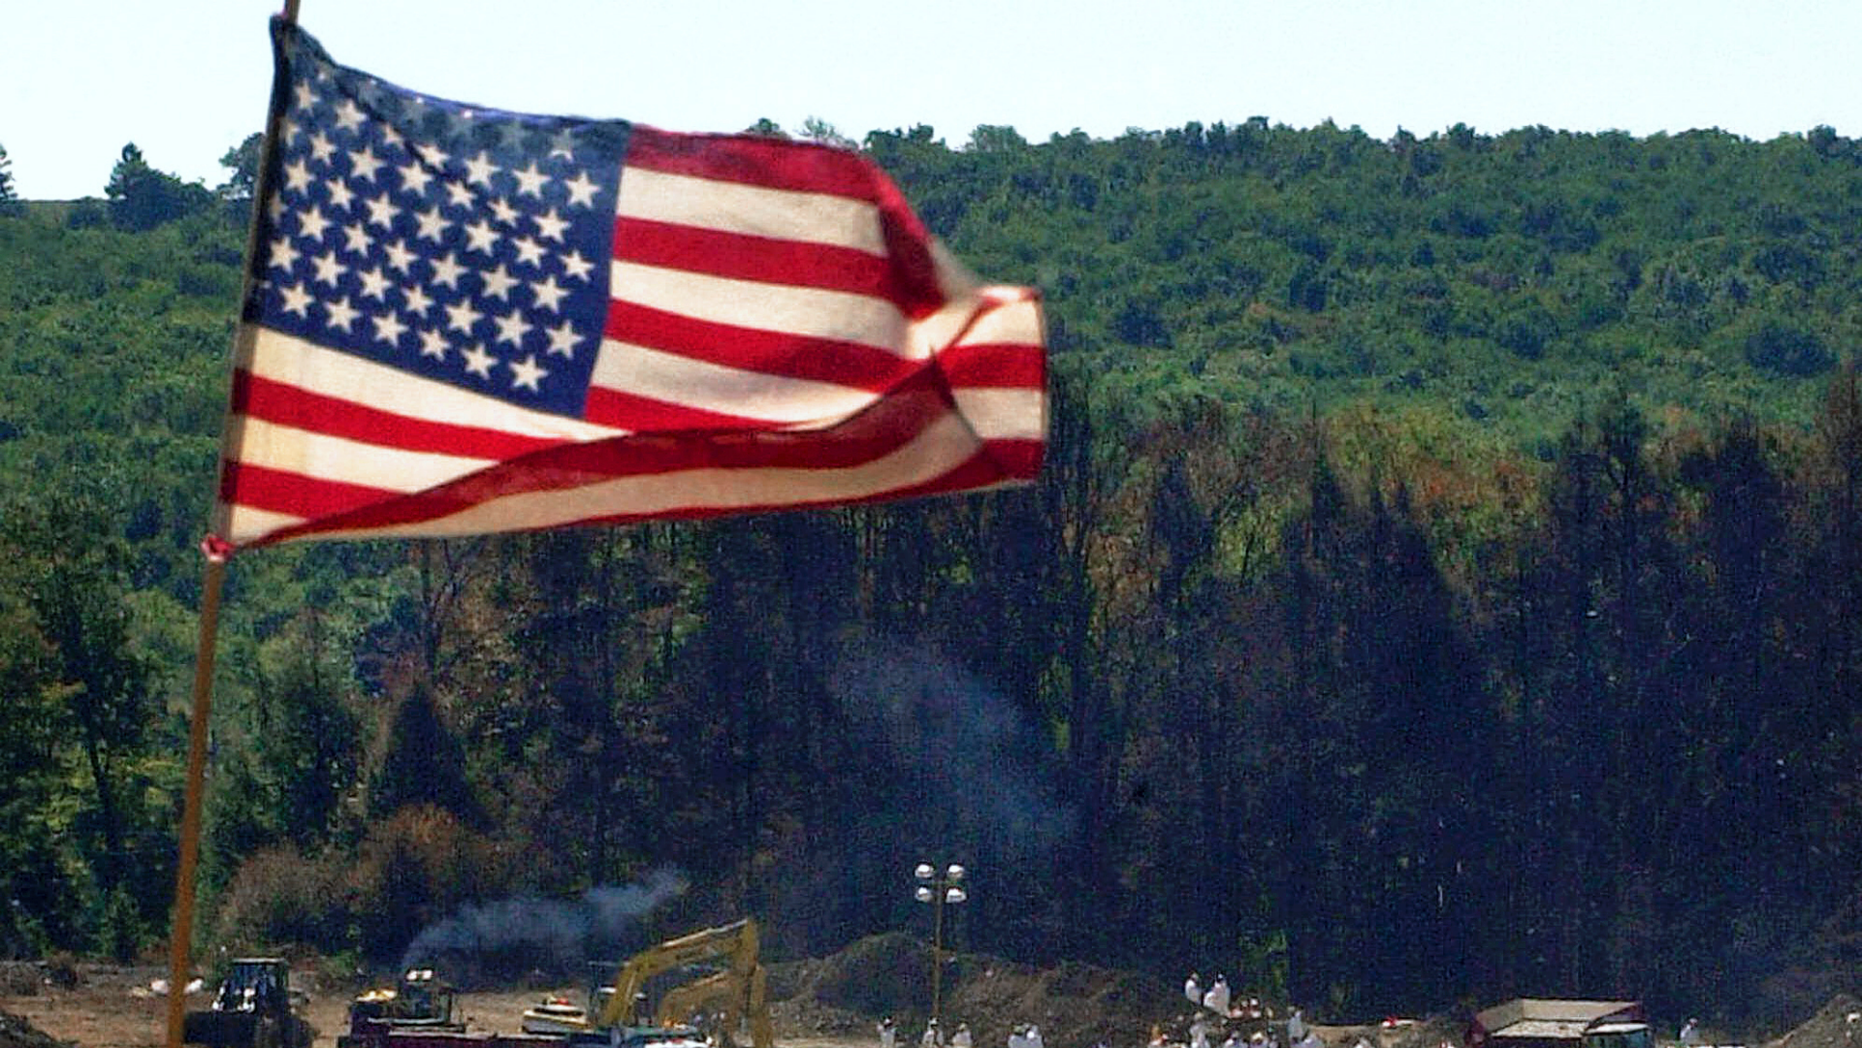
293;80;318;113
547;129;577;159
372;310;409;347
311;249;343;287
544;319;581;357
418;327;449;359
278;282;313;317
325;179;355;212
480;264;518;301
342;222;372;254
508;354;548;392
378;124;406;151
464;151;500;188
559;249;594;282
279;116;302;145
413;206;450;243
532;208;569;242
402;284;435;316
333;98;367;132
512;161;550;198
356;266;391;301
530;275;568;313
267;234;299;272
462;218;499;255
349;146;385;182
444;299;482;334
308;132;337;163
429;253;467;289
488;197;520;226
297;205;331;241
444;181;475;209
460;342;496;378
413;141;450;170
382;239;416;274
397;161;434;198
511;236;546;267
562;170;600;207
325;296;362;332
283;159;314;193
364;194;401;229
493;311;532;347
265;194;287;223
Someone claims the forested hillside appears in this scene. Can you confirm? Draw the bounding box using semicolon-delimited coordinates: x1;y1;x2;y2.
1;122;1860;1030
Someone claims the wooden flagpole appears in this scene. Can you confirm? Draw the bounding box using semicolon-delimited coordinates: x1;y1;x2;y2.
164;3;300;1045
163;553;226;1048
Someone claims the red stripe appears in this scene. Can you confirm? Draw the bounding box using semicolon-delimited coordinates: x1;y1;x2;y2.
584;385;780;433
627;126;877;199
220;460;402;520
936;343;1047;389
615;216;920;305
873;176;945;318
601;300;919;393
232;370;572;460
233;377;978;545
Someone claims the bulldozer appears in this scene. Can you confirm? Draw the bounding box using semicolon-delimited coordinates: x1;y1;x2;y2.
559;918;774;1048
182;958;314;1048
334;967;463;1048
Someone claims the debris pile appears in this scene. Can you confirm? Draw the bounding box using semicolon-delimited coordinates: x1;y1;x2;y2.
769;932;1176;1048
1765;995;1862;1048
0;1010;71;1048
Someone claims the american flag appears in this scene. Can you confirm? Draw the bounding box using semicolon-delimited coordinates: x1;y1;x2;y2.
215;18;1046;550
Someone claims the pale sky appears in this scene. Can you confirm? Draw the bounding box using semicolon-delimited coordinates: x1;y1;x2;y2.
5;0;1860;200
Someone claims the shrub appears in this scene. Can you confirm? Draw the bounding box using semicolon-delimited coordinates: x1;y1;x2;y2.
1744;323;1833;377
212;845;350;955
346;805;515;963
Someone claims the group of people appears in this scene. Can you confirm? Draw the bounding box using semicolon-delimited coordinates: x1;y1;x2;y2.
879;1017;986;1048
1182;972;1270;1022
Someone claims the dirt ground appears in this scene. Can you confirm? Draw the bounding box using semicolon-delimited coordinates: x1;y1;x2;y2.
0;962;570;1048
0;949;1854;1048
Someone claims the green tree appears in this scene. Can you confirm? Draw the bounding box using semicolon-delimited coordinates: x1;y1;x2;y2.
0;141;21;216
217;132;264;206
104;142;211;231
800;117;854;149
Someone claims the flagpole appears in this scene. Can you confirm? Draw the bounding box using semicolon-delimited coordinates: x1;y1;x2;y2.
164;3;299;1045
163;552;226;1048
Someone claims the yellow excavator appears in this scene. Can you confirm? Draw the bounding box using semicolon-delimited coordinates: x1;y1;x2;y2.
550;918;773;1048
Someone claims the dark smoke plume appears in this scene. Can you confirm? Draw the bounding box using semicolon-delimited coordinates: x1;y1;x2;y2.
399;868;687;984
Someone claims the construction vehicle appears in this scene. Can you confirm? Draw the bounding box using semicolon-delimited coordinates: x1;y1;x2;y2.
182;958;314;1048
334;968;464;1048
561;918;774;1048
1469;999;1648;1048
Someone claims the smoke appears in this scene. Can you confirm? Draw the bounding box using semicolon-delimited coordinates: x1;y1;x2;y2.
832;643;1074;863
399;868;687;981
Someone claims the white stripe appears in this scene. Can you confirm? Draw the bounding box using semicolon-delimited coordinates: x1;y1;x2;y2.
229;414;497;494
618;167;886;255
220;504;304;545
242;326;627;443
952;389;1048;443
610;262;908;354
951;294;1045;350
294;410;984;542
589;341;880;425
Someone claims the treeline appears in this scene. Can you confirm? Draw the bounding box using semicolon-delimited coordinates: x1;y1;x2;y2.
0;120;1860;1029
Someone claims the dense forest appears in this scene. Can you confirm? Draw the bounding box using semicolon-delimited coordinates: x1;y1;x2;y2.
0;118;1860;1033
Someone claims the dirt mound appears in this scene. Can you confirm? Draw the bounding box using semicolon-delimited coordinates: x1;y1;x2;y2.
1765;995;1861;1048
770;932;1177;1048
0;1010;73;1048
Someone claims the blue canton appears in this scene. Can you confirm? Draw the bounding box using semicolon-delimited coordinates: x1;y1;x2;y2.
246;19;628;418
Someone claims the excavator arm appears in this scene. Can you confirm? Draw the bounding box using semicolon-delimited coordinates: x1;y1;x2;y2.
652;965;772;1048
597;918;766;1032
